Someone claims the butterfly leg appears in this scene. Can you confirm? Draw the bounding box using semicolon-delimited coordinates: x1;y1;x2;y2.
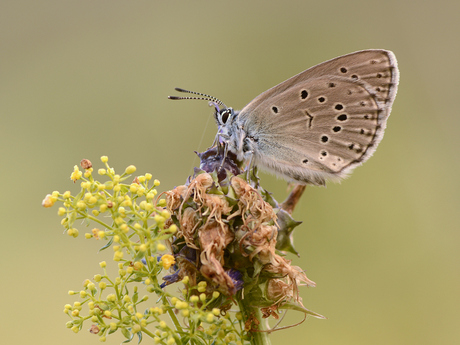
244;152;260;187
218;140;230;172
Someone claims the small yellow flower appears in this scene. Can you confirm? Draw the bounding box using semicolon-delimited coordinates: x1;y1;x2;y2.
76;201;86;210
154;214;165;224
70;165;82;182
113;251;124;261
42;194;56;208
132;324;141;333
161;210;171;219
100;156;108;163
160;254;175;270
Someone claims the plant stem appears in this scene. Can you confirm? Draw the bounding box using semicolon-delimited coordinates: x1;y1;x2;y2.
238;297;272;345
280;185;306;215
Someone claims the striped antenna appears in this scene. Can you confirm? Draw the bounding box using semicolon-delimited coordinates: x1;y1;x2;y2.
168;88;227;109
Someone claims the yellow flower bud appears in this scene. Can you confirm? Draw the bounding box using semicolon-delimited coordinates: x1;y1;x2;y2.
125;165;136;174
206;313;214;323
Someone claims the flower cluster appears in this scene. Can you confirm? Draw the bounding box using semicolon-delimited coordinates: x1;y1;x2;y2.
44;154;323;344
44;157;250;344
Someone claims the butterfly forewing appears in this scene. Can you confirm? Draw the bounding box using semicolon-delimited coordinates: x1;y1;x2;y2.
237;50;399;185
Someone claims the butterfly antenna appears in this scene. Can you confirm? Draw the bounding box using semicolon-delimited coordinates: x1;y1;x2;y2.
168;88;227;109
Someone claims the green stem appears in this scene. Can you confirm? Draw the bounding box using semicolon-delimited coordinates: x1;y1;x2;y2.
238;297;271;345
140;326;156;338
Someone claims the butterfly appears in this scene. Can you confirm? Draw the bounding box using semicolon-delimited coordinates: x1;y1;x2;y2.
169;50;399;185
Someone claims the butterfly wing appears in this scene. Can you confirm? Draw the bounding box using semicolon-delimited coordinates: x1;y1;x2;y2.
237;50;399;185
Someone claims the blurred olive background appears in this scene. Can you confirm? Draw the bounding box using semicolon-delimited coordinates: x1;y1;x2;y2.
2;1;459;344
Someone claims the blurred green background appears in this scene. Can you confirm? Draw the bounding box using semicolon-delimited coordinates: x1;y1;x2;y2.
2;1;459;344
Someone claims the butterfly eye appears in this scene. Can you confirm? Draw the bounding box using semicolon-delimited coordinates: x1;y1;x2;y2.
221;109;230;124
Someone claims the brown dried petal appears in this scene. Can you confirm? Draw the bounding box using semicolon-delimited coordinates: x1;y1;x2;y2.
242;223;277;262
230;177;277;225
180;207;200;249
267;278;294;305
199;219;234;264
260;305;280;319
166;185;187;212
80;159;92;169
197;219;237;294
187;173;214;204
201;194;233;227
200;256;237;295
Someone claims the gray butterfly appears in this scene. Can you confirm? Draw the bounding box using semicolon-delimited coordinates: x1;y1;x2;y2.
170;49;399;185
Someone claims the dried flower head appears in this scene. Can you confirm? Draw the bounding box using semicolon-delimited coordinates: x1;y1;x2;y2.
162;146;324;321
